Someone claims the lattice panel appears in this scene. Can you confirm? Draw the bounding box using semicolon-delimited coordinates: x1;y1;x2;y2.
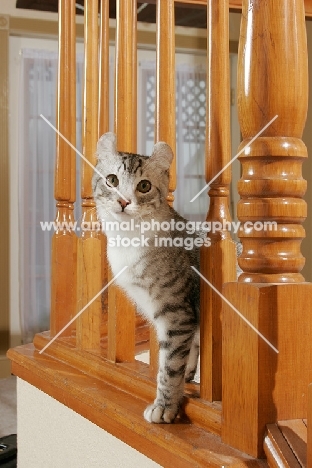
144;68;206;145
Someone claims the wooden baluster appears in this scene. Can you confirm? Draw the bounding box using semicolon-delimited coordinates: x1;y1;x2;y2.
155;0;176;207
107;0;137;363
199;0;236;402
222;0;312;457
114;0;137;150
148;0;176;377
68;0;78;337
99;0;110;137
50;0;77;338
98;0;110;343
76;0;102;351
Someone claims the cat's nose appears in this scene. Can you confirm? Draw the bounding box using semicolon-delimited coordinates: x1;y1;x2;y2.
118;198;131;209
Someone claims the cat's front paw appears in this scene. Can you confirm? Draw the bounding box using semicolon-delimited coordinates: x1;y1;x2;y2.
144;403;179;423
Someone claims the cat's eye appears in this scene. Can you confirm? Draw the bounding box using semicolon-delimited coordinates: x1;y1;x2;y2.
137;180;151;193
106;174;119;188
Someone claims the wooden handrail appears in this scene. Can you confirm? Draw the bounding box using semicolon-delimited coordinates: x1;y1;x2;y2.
137;0;312;17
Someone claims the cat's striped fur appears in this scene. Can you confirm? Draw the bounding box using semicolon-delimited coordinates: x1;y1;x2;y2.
92;132;201;423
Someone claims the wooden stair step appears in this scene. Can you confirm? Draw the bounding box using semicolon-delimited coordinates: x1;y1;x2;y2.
8;343;269;468
264;421;307;468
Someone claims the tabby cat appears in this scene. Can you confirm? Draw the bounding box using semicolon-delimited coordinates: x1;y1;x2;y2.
92;132;203;423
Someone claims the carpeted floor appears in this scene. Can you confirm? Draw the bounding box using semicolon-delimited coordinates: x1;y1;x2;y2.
0;376;17;437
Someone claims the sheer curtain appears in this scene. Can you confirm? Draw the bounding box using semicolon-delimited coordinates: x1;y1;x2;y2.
19;52;208;342
18;49;83;342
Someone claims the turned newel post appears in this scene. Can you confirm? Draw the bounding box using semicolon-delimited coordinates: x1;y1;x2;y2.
222;0;312;457
237;0;308;283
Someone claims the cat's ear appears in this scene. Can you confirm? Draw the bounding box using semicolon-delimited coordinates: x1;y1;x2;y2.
150;142;173;170
96;132;117;159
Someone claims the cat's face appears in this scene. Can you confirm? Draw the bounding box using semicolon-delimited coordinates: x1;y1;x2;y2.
92;132;173;221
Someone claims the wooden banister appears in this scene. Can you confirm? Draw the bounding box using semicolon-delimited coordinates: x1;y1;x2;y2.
172;0;312;17
8;0;312;466
51;0;77;338
222;0;312;458
199;0;237;403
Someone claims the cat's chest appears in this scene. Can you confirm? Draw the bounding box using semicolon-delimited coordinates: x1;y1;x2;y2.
105;222;152;272
107;243;156;320
107;243;141;272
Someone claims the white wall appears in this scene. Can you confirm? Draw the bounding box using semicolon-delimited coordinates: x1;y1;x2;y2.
17;378;161;468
